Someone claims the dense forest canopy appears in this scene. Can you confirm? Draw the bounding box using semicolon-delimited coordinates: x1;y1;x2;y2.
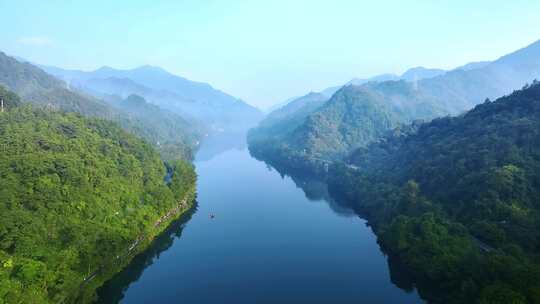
0;89;196;303
329;82;540;303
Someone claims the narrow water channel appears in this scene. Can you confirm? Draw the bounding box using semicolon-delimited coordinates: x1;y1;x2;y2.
97;136;421;303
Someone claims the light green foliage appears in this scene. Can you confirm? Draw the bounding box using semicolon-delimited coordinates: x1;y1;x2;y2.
0;100;196;303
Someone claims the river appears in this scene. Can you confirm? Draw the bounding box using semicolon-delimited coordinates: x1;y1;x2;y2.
97;135;422;303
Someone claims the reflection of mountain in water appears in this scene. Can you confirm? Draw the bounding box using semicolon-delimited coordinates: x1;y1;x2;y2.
195;130;248;162
250;150;423;298
289;174;356;217
252;152;355;217
96;204;198;304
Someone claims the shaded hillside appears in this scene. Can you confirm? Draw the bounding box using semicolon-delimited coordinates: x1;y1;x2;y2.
0;86;21;110
115;94;205;161
249;80;446;174
248;92;328;143
329;82;540;303
285;86;402;159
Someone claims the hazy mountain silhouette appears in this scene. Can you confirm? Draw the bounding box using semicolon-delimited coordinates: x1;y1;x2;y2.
42;64;263;132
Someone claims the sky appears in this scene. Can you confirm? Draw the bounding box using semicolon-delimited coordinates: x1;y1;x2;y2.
2;0;540;110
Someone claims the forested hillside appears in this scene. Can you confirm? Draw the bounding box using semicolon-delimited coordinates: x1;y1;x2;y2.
248;39;540;174
247;92;327;145
2;52;202;161
112;94;205;161
249;82;444;173
0;89;196;303
329;82;540;303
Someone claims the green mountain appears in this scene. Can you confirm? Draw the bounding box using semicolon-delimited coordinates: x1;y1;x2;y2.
284;85;402;159
2;52;201;161
248;92;328;143
329;81;540;303
0;91;196;303
249;81;445;173
249;39;540;172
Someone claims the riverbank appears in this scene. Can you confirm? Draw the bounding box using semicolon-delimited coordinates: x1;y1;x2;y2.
94;147;421;304
73;186;197;303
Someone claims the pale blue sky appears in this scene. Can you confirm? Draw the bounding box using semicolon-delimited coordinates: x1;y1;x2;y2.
2;0;540;109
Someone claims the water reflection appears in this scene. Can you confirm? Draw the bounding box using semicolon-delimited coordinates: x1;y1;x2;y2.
96;204;198;304
249;148;423;301
97;136;421;304
252;152;356;217
196;130;248;162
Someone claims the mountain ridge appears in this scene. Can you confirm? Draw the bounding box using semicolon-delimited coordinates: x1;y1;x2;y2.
250;38;540;171
40;63;263;131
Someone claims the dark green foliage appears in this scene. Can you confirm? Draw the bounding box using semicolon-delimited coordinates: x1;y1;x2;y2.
248;81;447;174
0;103;196;303
248;92;331;174
286;86;400;158
328;82;540;303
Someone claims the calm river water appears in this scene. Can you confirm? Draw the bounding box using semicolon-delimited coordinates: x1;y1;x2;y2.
97;136;421;303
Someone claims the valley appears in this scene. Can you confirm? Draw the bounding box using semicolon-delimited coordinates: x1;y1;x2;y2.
1;4;540;302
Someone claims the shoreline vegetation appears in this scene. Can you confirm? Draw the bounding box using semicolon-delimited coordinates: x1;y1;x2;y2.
75;188;196;304
94;201;199;303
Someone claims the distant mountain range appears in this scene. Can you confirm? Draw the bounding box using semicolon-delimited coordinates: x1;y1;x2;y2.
40;64;263;131
319;67;449;98
0;51;204;160
273;62;493;112
249;39;540;172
